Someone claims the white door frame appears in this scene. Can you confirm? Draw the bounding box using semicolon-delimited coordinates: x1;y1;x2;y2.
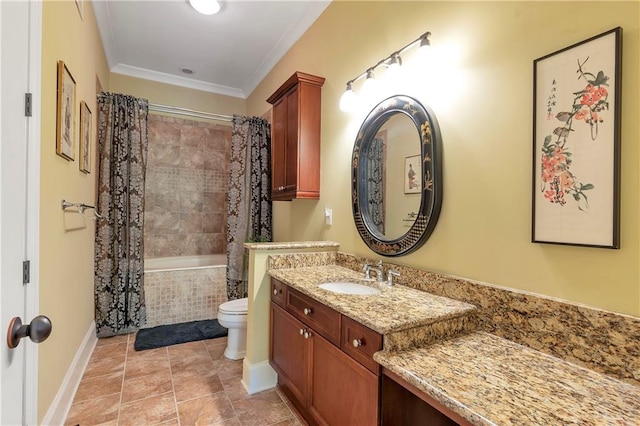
23;1;42;424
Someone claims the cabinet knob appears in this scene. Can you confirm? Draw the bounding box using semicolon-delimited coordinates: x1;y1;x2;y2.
303;308;312;315
352;339;363;347
303;330;312;339
278;186;285;191
300;328;305;336
273;289;279;295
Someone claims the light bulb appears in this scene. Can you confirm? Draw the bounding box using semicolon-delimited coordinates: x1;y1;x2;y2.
339;83;357;112
417;33;432;64
361;69;378;94
386;54;403;82
189;0;221;15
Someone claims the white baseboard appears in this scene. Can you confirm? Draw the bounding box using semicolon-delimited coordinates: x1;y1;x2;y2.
241;358;277;395
41;321;97;426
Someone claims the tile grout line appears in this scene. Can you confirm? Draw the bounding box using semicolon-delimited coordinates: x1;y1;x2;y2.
168;345;182;426
115;334;130;426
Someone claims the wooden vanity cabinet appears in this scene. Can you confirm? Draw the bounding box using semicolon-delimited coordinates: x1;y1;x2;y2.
269;278;381;425
267;72;325;201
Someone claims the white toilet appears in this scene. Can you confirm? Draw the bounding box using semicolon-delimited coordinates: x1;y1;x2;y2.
217;297;248;360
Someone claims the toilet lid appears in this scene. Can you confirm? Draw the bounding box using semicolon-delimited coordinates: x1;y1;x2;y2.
219;298;248;314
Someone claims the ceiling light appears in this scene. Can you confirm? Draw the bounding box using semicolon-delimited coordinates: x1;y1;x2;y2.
189;0;220;15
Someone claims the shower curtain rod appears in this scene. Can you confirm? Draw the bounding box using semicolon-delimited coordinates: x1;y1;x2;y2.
148;102;233;122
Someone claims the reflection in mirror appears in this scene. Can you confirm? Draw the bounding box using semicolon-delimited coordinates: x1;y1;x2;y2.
352;95;443;257
365;114;422;240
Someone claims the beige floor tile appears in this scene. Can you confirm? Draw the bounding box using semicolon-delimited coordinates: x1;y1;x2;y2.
73;371;123;403
207;342;227;360
124;354;171;380
121;370;173;403
83;354;126;380
170;352;216;378
92;342;128;361
219;375;250;402
95;334;130;347
65;393;120;425
173;372;224;402
204;336;228;347
118;391;177;425
167;340;209;359
232;390;292;426
176;392;236;425
126;344;169;362
67;332;305;426
214;358;243;379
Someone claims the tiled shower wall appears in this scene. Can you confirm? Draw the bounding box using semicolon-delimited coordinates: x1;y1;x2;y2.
144;114;231;258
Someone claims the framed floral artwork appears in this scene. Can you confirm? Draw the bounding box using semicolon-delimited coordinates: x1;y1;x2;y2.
404;155;421;194
56;60;76;160
532;27;621;248
79;101;91;173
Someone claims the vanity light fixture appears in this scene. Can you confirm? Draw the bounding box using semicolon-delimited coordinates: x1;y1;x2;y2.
189;0;221;15
339;31;432;112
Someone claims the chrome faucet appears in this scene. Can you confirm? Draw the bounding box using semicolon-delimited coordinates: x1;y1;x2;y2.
386;269;400;286
366;260;384;282
363;260;384;281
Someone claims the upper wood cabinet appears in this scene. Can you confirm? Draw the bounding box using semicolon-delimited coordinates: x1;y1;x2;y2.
267;72;325;201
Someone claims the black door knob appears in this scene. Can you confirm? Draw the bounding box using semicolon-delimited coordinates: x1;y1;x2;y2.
6;315;52;349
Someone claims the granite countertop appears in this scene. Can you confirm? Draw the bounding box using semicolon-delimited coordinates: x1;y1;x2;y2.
244;241;339;250
374;331;640;425
268;265;476;334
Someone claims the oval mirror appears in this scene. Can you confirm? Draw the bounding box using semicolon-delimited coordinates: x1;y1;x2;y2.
351;95;443;256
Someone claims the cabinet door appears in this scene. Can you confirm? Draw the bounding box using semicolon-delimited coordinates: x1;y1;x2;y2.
285;86;299;192
309;331;379;426
270;303;309;407
271;97;287;196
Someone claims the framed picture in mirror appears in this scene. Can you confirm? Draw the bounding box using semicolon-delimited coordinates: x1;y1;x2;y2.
404;155;421;194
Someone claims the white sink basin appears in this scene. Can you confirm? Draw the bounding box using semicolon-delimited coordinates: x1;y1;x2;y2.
319;282;380;295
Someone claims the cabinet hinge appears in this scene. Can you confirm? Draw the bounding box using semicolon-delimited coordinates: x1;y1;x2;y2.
23;260;30;284
25;93;32;117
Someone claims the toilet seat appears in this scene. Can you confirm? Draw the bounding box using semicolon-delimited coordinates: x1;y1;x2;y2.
219;298;248;315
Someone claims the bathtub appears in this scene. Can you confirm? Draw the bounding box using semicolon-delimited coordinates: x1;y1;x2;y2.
144;254;227;273
143;255;228;327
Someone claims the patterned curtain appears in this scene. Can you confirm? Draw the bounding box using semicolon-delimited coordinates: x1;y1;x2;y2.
94;93;149;337
368;136;386;234
226;115;272;300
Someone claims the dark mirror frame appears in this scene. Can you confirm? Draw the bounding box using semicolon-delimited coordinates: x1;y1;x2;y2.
351;95;443;257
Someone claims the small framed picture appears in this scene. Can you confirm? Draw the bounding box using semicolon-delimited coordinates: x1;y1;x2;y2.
79;101;92;173
56;60;76;161
404;155;421;194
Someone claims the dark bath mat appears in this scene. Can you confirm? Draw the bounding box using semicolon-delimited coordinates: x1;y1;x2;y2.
134;319;228;351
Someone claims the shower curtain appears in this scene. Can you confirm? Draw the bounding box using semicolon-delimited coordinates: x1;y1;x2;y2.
368;136;385;234
94;93;149;337
226;115;272;300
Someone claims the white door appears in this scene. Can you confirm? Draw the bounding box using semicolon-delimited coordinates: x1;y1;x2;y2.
1;1;43;425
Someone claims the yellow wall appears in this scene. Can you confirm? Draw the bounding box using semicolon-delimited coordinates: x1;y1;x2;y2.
247;1;640;316
39;0;109;421
109;73;246;118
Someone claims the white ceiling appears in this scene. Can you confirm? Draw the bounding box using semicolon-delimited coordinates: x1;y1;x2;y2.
93;0;330;99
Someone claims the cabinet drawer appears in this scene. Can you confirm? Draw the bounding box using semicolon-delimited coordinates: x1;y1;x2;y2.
271;278;287;307
341;316;382;375
287;287;341;345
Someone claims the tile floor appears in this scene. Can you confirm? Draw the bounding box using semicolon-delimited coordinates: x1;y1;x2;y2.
65;334;305;425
